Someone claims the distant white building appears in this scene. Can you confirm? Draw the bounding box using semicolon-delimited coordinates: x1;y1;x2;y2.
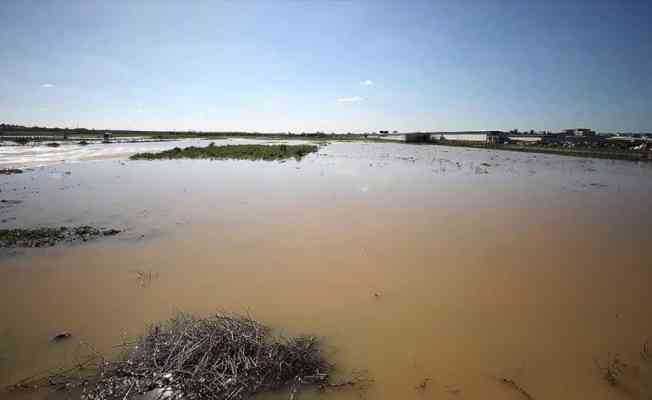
564;128;595;137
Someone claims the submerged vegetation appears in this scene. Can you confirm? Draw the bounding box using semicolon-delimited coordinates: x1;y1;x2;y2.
130;143;318;161
593;343;651;396
10;313;362;400
0;226;120;248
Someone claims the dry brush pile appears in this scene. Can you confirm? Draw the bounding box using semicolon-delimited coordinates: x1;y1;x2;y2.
71;313;344;400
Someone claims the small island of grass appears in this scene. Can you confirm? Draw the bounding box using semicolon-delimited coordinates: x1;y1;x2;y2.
130;143;318;161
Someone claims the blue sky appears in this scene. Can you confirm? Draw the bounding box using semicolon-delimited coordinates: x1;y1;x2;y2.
1;0;651;132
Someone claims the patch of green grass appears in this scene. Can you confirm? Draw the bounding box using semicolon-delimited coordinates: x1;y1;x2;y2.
130;143;318;161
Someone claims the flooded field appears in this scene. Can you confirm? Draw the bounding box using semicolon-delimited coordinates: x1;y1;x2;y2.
0;139;207;170
1;140;651;400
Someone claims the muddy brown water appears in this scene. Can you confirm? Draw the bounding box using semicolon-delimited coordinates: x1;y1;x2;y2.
1;140;651;399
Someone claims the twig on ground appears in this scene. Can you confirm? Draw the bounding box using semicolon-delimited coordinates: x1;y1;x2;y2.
7;355;99;391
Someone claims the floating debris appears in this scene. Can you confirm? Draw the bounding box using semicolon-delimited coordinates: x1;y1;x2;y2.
498;377;535;400
134;269;159;288
52;332;72;342
595;353;627;386
415;377;430;391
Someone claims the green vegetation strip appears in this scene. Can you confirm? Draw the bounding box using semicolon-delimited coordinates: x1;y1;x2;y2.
0;226;120;248
130;143;318;161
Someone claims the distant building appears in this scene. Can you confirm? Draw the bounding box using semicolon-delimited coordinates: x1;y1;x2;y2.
563;128;595;137
102;132;112;142
487;131;509;145
405;132;431;142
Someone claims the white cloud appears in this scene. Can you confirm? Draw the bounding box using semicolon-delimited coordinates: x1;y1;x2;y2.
337;96;363;103
41;83;55;88
360;80;373;86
